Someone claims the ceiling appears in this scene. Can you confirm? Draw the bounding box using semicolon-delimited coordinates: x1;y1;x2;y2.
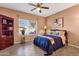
0;3;77;17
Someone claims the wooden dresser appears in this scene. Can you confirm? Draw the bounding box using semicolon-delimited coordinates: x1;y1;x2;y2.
0;15;14;50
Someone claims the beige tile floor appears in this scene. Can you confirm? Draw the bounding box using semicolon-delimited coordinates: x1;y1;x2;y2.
0;41;79;56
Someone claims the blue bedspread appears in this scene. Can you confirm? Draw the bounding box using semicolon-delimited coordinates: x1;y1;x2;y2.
45;35;63;49
34;35;64;55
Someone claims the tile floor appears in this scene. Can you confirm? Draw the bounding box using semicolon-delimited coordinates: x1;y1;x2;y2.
0;41;79;56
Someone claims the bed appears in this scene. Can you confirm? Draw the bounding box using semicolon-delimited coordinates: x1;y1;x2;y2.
34;29;68;55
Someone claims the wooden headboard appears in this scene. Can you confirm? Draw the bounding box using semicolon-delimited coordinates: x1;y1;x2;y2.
50;29;68;45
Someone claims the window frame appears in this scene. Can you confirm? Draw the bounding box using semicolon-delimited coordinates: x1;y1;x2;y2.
19;18;37;35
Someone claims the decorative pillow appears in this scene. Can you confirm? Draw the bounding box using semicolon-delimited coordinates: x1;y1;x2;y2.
50;31;53;35
55;31;65;36
56;31;59;36
47;30;56;35
59;31;65;36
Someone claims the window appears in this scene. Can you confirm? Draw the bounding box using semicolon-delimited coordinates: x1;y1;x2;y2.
19;18;37;35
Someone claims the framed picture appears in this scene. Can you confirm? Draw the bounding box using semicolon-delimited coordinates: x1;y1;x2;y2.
54;17;64;28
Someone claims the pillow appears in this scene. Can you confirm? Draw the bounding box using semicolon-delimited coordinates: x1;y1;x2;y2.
59;31;65;36
56;31;59;36
50;31;53;35
50;31;55;35
47;30;56;35
55;31;65;36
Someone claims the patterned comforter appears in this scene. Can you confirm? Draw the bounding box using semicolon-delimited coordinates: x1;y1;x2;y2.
34;35;64;55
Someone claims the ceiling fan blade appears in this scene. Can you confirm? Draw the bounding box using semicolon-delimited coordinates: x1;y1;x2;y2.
31;8;37;11
37;3;43;6
39;10;42;13
41;7;49;9
28;3;37;7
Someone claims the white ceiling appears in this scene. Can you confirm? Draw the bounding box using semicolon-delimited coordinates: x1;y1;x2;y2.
0;3;77;17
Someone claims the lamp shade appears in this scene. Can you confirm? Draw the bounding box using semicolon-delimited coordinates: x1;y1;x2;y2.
44;25;47;29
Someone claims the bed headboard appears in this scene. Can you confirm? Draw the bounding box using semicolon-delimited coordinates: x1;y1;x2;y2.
50;29;68;45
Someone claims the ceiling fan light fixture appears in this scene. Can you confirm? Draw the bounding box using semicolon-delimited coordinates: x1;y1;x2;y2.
36;7;41;11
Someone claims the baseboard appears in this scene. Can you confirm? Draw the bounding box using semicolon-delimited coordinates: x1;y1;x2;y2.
14;41;33;44
68;44;79;49
14;41;20;44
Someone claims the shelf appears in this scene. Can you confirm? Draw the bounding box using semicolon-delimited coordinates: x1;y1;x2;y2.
0;15;14;50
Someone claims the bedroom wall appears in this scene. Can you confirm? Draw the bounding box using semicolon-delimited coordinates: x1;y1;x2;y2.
46;4;79;46
0;7;45;44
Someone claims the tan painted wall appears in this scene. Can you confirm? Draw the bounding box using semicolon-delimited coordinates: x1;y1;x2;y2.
1;4;79;46
46;4;79;46
0;7;45;43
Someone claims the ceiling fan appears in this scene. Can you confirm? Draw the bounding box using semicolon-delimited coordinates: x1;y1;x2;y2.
28;3;49;13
